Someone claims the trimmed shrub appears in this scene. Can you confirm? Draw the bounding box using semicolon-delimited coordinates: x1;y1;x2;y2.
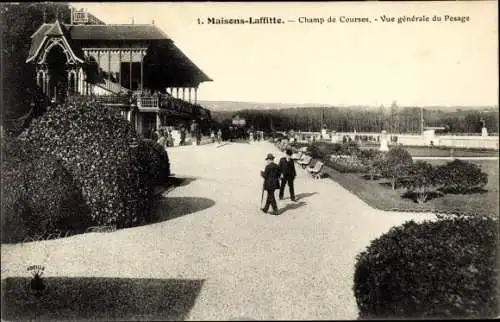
435;159;488;193
401;161;441;204
379;147;413;190
139;139;171;185
24;96;153;228
1;138;89;243
354;217;498;319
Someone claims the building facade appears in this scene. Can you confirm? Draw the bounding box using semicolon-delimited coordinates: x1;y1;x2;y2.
26;7;212;137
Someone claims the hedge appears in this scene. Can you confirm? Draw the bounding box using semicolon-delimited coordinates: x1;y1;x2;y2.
24;96;153;228
1;138;89;243
139;139;171;185
354;217;498;319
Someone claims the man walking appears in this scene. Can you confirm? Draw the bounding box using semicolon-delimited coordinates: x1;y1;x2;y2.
260;153;281;216
279;149;297;201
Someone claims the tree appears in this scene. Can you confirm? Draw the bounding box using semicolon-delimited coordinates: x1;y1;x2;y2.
1;3;71;130
402;161;439;204
379;147;413;190
359;149;384;180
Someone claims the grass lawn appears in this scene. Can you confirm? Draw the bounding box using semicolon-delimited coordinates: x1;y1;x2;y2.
321;159;499;218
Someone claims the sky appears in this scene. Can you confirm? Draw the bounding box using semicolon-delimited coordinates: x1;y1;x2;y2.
71;1;498;107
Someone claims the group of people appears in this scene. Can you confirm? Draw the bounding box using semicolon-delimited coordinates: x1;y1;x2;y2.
260;148;297;216
154;128;174;149
210;129;223;144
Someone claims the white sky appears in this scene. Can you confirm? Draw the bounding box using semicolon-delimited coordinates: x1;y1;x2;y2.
71;1;498;107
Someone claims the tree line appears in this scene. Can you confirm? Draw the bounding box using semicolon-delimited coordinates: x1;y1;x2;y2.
211;104;499;134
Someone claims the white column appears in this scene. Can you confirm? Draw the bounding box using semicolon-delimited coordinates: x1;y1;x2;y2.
129;50;133;90
140;50;144;91
41;72;45;94
118;50;122;88
156;112;161;130
188;88;192;103
73;71;77;93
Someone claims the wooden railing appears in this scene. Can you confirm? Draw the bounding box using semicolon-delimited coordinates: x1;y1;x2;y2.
94;90;210;119
137;95;160;110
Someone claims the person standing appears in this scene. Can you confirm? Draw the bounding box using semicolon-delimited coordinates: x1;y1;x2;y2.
260;153;281;216
279;149;297;201
217;128;222;144
157;129;166;150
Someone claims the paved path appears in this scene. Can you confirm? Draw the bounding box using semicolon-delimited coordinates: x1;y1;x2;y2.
1;141;437;320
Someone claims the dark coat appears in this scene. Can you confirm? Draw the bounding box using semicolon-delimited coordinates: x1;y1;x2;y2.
279;157;296;178
261;162;281;190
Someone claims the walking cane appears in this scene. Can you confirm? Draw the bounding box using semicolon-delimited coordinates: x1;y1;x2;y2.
260;184;265;209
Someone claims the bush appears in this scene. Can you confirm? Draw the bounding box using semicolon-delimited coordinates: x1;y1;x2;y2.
340;141;360;156
24;96;153;228
401;161;441;204
354;217;498;319
379;147;413;190
435;159;488;193
139;139;171;185
358;149;384;180
1;138;90;243
309;141;340;159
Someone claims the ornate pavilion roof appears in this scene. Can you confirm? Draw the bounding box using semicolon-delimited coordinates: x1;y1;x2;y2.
26;21;212;84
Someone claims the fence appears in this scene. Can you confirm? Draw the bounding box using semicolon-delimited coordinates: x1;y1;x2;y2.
293;131;499;150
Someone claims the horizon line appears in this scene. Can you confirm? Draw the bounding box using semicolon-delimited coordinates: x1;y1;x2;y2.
198;100;499;108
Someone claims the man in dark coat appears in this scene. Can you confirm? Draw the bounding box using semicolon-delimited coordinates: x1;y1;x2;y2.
260;153;281;215
279;149;297;201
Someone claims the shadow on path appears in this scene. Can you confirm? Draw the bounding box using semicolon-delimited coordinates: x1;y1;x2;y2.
216;142;230;148
2;277;204;321
167;176;197;188
152;196;216;223
294;192;318;201
279;201;307;215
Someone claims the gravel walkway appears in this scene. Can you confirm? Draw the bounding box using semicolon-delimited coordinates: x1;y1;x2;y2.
1;141;438;320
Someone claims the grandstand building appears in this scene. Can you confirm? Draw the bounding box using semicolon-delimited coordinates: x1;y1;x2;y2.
26;7;213;137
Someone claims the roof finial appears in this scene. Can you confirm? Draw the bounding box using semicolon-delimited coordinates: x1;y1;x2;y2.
132;17;135;24
43;9;46;23
152;19;155;25
55;7;59;21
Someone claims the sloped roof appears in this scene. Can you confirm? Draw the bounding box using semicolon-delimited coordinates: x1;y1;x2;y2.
67;24;170;40
45;20;66;36
28;23;170;62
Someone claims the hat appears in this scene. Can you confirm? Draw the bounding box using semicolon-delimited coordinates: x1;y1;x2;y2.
285;149;293;156
265;153;275;160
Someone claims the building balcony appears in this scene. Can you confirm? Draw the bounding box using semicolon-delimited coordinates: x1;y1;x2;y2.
92;91;210;120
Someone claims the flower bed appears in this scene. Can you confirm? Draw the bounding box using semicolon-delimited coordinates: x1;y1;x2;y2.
326;155;368;173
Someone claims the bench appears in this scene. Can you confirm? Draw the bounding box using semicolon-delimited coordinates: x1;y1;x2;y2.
307;160;324;179
297;155;312;168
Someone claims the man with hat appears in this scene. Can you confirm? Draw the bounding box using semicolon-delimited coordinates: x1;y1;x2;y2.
260;153;281;215
279;149;297;201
